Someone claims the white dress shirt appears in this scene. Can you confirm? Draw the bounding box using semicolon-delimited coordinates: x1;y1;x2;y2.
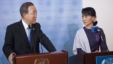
22;19;30;41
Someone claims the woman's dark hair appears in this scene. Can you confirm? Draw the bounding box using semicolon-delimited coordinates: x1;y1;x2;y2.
82;7;97;26
93;21;98;26
82;7;96;17
20;2;34;17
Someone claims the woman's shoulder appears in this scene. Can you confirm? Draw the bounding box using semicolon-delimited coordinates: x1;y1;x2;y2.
96;26;104;32
77;27;84;32
76;27;85;35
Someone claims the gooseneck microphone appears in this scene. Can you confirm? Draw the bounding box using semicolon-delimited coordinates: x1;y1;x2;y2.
30;23;44;53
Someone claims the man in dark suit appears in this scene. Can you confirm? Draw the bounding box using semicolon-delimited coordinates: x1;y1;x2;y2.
3;2;56;64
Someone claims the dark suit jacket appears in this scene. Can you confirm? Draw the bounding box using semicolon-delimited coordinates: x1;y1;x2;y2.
3;20;56;58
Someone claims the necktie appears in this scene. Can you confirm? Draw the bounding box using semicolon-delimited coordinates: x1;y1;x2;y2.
27;26;33;45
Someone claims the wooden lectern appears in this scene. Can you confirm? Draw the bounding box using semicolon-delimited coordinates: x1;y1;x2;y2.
15;51;68;64
77;52;113;64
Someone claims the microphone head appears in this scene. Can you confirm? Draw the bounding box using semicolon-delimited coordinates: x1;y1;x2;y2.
29;24;36;31
97;29;101;32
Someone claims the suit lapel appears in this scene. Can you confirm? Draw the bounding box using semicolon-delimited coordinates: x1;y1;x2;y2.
18;21;32;47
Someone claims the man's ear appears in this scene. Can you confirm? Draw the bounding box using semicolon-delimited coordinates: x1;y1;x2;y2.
23;13;27;18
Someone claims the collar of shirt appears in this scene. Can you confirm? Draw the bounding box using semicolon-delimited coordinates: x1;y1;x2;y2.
22;19;29;29
22;19;30;38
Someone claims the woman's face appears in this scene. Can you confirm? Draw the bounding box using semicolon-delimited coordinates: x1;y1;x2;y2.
82;15;96;26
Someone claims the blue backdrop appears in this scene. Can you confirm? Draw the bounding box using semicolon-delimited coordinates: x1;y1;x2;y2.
0;0;82;63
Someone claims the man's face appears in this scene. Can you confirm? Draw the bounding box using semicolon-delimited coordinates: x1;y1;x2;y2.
24;5;37;25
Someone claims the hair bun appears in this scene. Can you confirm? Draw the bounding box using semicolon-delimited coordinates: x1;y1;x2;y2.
93;21;98;26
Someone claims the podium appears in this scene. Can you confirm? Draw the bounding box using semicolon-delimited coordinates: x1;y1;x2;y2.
77;52;113;64
15;51;68;64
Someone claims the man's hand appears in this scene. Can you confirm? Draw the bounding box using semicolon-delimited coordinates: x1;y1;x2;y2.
8;52;16;64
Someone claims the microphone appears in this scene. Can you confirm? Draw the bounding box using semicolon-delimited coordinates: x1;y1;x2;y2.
91;26;104;42
31;24;36;31
92;27;104;43
98;29;104;41
95;27;104;41
29;24;36;53
30;23;44;53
